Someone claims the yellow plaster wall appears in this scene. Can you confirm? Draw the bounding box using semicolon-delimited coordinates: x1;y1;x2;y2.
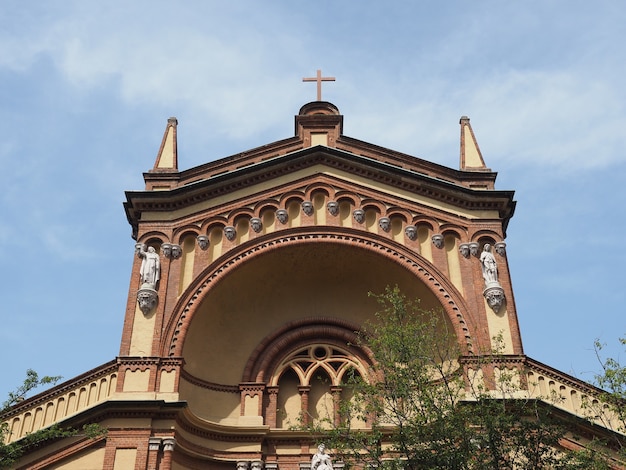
463;126;483;169
123;369;151;392
179;235;196;295
160;369;177;393
445;235;464;295
156;127;175;169
113;448;137;470
311;133;328;146
129;304;155;356
484;299;514;354
339;201;351;227
313;193;326;225
179;379;240;424
417;226;433;263
49;447;105;470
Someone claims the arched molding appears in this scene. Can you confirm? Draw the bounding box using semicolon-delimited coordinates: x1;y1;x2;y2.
172;226;201;243
441;226;465;240
230;208;256;224
256;201;280;217
413;217;437;230
335;192;359;206
360;199;384;214
304;183;332;200
199;218;228;234
280;192;305;207
471;229;502;244
161;226;479;359
137;231;168;245
241;317;372;384
386;207;411;223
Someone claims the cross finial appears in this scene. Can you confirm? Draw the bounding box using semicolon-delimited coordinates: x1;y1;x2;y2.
303;69;336;101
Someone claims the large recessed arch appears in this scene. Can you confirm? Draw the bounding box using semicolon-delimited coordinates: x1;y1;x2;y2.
164;227;479;386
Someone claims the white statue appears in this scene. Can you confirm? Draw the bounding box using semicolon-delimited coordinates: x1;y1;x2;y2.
137;245;160;288
480;244;498;284
311;444;332;470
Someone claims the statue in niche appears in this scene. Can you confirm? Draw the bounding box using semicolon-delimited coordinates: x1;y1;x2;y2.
480;244;498;284
311;444;333;470
137;245;160;289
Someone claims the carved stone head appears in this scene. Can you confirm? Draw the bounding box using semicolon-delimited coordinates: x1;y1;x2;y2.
137;288;158;315
327;201;339;216
353;209;365;224
459;243;470;258
250;217;262;233
494;242;506;256
224;226;237;241
276;209;288;224
379;217;391;232
405;225;417;241
251;461;264;470
161;243;172;258
170;244;182;259
484;286;505;313
135;243;146;256
237;462;249;470
469;242;480;257
432;234;444;249
197;235;209;251
302;201;314;216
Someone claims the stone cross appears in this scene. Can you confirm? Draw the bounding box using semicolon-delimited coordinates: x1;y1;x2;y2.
303;69;335;101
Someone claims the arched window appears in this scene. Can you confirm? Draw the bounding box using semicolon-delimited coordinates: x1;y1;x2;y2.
272;344;368;429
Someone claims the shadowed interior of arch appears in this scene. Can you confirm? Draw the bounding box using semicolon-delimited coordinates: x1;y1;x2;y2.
178;241;458;425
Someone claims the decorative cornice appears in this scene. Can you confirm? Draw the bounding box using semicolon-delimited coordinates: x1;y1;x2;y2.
125;148;515;232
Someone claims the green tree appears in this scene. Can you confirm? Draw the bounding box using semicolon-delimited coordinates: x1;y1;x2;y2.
0;370;105;469
308;286;619;470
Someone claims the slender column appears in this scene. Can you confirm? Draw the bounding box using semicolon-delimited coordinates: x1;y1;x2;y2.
298;386;311;426
331;386;343;426
160;438;176;469
266;386;279;428
146;437;161;470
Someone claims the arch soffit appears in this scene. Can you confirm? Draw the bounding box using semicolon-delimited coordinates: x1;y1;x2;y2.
161;227;478;359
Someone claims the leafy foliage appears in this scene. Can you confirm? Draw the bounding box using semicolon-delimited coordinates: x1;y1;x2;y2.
307;286;619;470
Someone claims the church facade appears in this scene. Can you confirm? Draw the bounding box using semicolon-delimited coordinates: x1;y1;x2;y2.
2;101;624;469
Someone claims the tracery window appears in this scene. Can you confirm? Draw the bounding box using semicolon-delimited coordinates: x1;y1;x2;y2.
271;344;368;429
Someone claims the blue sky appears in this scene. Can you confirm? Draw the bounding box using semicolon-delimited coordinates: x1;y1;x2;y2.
1;1;624;399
